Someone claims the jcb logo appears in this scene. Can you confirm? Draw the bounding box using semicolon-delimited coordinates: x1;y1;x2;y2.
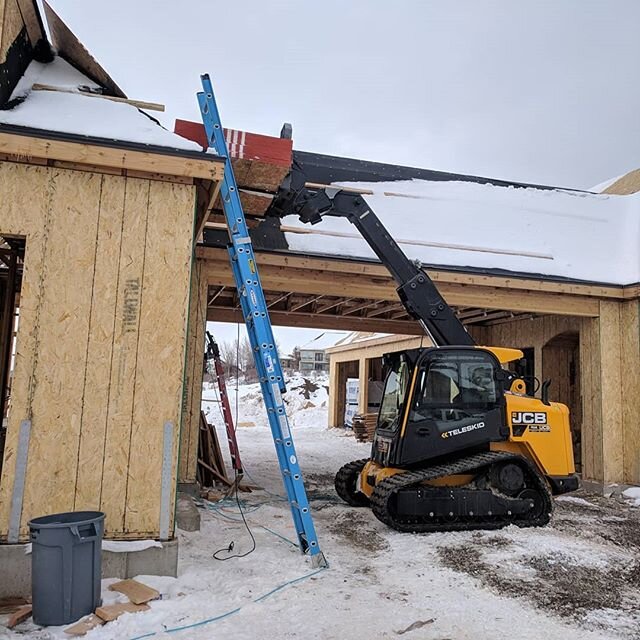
512;412;547;425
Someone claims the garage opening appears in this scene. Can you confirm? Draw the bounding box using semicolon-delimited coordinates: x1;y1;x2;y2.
542;331;581;471
0;235;25;480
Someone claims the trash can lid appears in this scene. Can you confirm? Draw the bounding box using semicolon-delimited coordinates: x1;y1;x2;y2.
29;511;105;529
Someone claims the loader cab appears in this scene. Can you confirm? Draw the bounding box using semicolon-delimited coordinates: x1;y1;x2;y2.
372;347;508;467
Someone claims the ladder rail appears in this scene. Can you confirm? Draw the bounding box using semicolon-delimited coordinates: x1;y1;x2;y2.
197;74;325;565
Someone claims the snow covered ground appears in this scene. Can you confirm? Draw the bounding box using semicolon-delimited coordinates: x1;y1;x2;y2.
4;375;640;639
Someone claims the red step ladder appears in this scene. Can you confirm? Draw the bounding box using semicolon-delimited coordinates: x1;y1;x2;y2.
205;332;243;477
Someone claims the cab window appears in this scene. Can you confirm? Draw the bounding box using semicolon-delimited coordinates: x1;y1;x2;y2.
410;351;499;423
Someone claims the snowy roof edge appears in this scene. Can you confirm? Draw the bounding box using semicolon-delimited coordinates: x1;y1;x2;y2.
0;122;217;161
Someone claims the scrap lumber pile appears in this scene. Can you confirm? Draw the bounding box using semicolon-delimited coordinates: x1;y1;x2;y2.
197;411;231;488
352;413;377;442
0;580;159;636
2;598;32;629
64;579;159;636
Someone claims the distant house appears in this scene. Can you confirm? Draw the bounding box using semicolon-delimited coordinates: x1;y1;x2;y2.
280;354;295;369
299;332;349;373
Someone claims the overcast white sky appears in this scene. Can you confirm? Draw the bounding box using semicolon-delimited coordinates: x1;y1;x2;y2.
48;0;640;190
43;1;640;352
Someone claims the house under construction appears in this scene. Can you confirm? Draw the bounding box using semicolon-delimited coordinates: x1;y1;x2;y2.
1;0;640;588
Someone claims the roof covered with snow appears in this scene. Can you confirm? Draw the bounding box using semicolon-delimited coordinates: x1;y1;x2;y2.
282;179;640;286
0;57;205;153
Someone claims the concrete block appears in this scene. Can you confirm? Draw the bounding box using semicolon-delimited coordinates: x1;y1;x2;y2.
177;482;200;498
101;550;127;579
175;493;200;532
125;538;178;578
0;544;31;598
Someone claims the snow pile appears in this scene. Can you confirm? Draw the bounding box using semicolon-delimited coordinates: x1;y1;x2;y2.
0;57;204;152
555;495;599;509
622;486;640;506
22;539;162;554
283;179;640;285
202;372;329;430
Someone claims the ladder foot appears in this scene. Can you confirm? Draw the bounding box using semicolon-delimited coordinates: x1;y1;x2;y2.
310;551;329;569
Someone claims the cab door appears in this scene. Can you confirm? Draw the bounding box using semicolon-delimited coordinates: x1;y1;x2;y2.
399;348;507;466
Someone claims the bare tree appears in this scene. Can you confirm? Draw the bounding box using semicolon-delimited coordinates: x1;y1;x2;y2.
219;339;240;378
240;337;257;381
291;346;301;372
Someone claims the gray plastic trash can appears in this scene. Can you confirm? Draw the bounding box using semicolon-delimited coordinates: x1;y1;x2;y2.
29;511;104;626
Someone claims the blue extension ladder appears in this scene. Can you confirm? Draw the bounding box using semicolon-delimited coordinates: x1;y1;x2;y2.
197;74;326;567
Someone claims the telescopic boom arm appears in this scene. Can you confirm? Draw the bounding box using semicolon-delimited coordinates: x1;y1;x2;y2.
267;168;474;347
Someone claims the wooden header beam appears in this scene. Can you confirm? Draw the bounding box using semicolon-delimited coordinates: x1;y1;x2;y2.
199;247;601;317
0;131;225;182
196;246;629;300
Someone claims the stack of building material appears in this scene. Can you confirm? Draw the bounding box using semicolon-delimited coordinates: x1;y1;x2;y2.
352;413;377;442
197;412;231;488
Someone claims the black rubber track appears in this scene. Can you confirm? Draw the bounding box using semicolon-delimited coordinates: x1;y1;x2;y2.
335;458;370;507
370;451;552;533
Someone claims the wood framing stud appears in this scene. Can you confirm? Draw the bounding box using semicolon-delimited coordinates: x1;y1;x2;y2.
32;84;166;112
207;286;226;306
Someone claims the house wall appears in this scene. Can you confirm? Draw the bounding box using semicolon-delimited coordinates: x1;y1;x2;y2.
299;348;329;372
0;160;196;541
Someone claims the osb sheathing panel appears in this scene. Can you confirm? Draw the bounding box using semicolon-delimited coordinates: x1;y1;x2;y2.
99;178;150;534
621;300;640;483
125;181;194;533
21;170;102;524
598;301;624;484
602;169;640;196
0;161;196;540
473;314;629;482
74;176;126;510
0;0;23;64
179;258;207;484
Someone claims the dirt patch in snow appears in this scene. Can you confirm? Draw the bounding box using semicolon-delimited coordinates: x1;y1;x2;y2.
436;492;640;637
471;532;514;549
328;510;390;553
288;378;319;400
552;493;640;551
437;545;639;619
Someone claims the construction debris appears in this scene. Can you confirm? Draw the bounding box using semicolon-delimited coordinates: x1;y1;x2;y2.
0;596;30;615
59;579;158;634
7;604;32;629
64;613;105;635
95;602;150;622
108;579;160;605
197;411;232;488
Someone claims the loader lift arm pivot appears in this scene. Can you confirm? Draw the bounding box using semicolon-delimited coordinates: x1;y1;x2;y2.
268;168;474;347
